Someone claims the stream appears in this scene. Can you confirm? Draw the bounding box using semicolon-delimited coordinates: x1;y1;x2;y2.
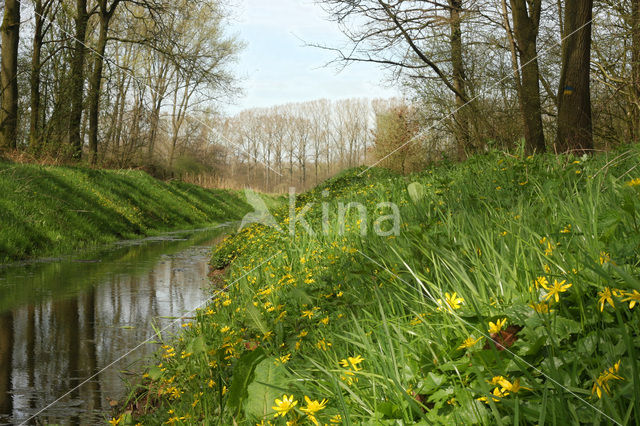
0;226;229;425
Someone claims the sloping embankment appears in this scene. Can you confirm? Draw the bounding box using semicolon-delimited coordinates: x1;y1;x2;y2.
0;162;252;262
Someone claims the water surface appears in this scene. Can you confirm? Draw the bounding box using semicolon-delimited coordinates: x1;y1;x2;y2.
0;226;228;424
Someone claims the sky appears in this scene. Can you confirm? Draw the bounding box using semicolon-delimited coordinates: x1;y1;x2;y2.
225;0;401;114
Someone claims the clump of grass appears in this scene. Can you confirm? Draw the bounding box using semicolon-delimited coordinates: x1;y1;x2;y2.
0;161;252;262
124;147;640;425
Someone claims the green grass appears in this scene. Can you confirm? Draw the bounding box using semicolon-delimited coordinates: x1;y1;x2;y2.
123;147;640;425
0;161;253;262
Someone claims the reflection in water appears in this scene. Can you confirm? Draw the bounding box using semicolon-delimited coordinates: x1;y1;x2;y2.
0;227;226;424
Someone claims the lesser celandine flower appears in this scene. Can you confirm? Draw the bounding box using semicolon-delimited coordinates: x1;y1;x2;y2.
488;318;507;334
592;361;623;399
339;355;364;371
300;396;328;425
533;276;548;290
272;394;297;417
598;287;615;311
458;336;482;350
529;302;553;313
275;353;291;365
541;279;572;302
498;377;530;393
622;290;640;309
478;387;508;404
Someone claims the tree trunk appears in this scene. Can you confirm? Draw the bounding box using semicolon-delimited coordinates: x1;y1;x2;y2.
631;0;640;142
556;0;594;153
29;0;44;151
0;0;21;152
68;0;89;160
448;0;469;160
510;0;546;153
0;311;13;416
148;61;170;163
88;9;113;165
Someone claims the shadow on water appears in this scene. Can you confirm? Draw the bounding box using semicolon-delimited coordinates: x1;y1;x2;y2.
0;225;231;425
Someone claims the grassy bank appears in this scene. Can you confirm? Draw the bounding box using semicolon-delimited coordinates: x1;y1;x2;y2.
126;147;640;425
0;161;252;262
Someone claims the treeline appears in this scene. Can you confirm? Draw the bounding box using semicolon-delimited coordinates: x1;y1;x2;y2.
319;0;640;158
2;0;639;188
212;98;374;192
0;0;238;175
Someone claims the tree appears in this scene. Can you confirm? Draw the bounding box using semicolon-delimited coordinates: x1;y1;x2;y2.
87;0;122;165
631;0;640;142
29;0;56;151
320;0;472;158
373;101;422;174
68;0;89;159
0;0;21;152
504;0;546;153
556;0;594;153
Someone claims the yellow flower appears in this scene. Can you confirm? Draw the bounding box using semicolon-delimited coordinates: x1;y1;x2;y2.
478;387;509;404
316;338;332;351
622;290;640;309
529;302;552;313
592;361;623;399
330;414;343;423
626;178;640;187
498;377;530;393
544;241;555;256
340;369;358;385
458;336;482;350
599;251;611;265
257;286;273;296
301;308;317;319
533;276;548;290
272;394;297;417
300;396;328;416
319;316;329;325
275;354;291;365
598;287;615;312
108;417;122;425
541;279;572;302
488;318;507;334
489;375;507;386
339;355;364;371
444;292;464;311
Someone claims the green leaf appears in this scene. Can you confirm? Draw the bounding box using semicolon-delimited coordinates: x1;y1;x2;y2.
147;365;164;381
186;335;207;354
227;348;266;416
244;357;288;420
408;182;425;204
245;303;269;335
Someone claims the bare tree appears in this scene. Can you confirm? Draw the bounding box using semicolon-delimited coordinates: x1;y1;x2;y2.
503;0;546;153
68;0;89;159
556;0;594;152
0;0;21;151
